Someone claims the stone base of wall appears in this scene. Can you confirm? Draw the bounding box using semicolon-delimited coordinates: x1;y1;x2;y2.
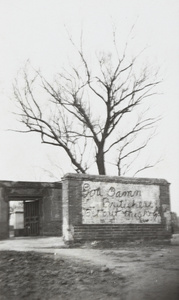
73;224;171;241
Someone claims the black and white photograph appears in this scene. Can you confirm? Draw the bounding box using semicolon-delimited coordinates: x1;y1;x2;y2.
0;1;179;299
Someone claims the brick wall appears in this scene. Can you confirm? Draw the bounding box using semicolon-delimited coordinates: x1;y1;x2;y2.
42;186;62;236
62;173;171;242
0;181;62;239
0;187;9;239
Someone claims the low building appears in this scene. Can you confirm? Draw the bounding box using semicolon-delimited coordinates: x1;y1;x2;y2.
0;181;62;239
0;174;172;242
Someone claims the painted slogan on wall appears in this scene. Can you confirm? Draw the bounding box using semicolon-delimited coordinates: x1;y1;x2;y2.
82;181;161;224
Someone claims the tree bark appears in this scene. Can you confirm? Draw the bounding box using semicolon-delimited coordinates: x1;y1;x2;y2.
96;148;106;175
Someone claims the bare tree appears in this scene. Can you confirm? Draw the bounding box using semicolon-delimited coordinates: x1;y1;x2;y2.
13;37;160;176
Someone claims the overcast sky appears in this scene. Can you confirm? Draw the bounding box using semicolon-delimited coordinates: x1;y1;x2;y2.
0;0;179;214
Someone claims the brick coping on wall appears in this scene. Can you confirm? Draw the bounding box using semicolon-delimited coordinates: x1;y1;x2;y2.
0;181;62;189
62;173;170;186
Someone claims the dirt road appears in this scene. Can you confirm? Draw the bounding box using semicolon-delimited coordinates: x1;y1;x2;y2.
0;236;178;299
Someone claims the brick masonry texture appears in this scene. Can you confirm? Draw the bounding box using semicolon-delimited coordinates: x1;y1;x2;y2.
62;173;172;242
0;181;62;239
42;187;62;236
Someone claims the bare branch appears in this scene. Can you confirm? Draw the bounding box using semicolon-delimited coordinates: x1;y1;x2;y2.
133;157;163;177
13;30;161;176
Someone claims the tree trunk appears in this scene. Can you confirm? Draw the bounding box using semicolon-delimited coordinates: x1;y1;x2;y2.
96;148;106;175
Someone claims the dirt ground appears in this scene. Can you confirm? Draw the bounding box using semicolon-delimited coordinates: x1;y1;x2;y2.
0;236;179;300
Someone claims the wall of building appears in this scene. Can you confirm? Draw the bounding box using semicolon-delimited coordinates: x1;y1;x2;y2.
0;181;62;239
42;186;62;236
13;212;24;229
0;186;9;239
62;174;172;242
